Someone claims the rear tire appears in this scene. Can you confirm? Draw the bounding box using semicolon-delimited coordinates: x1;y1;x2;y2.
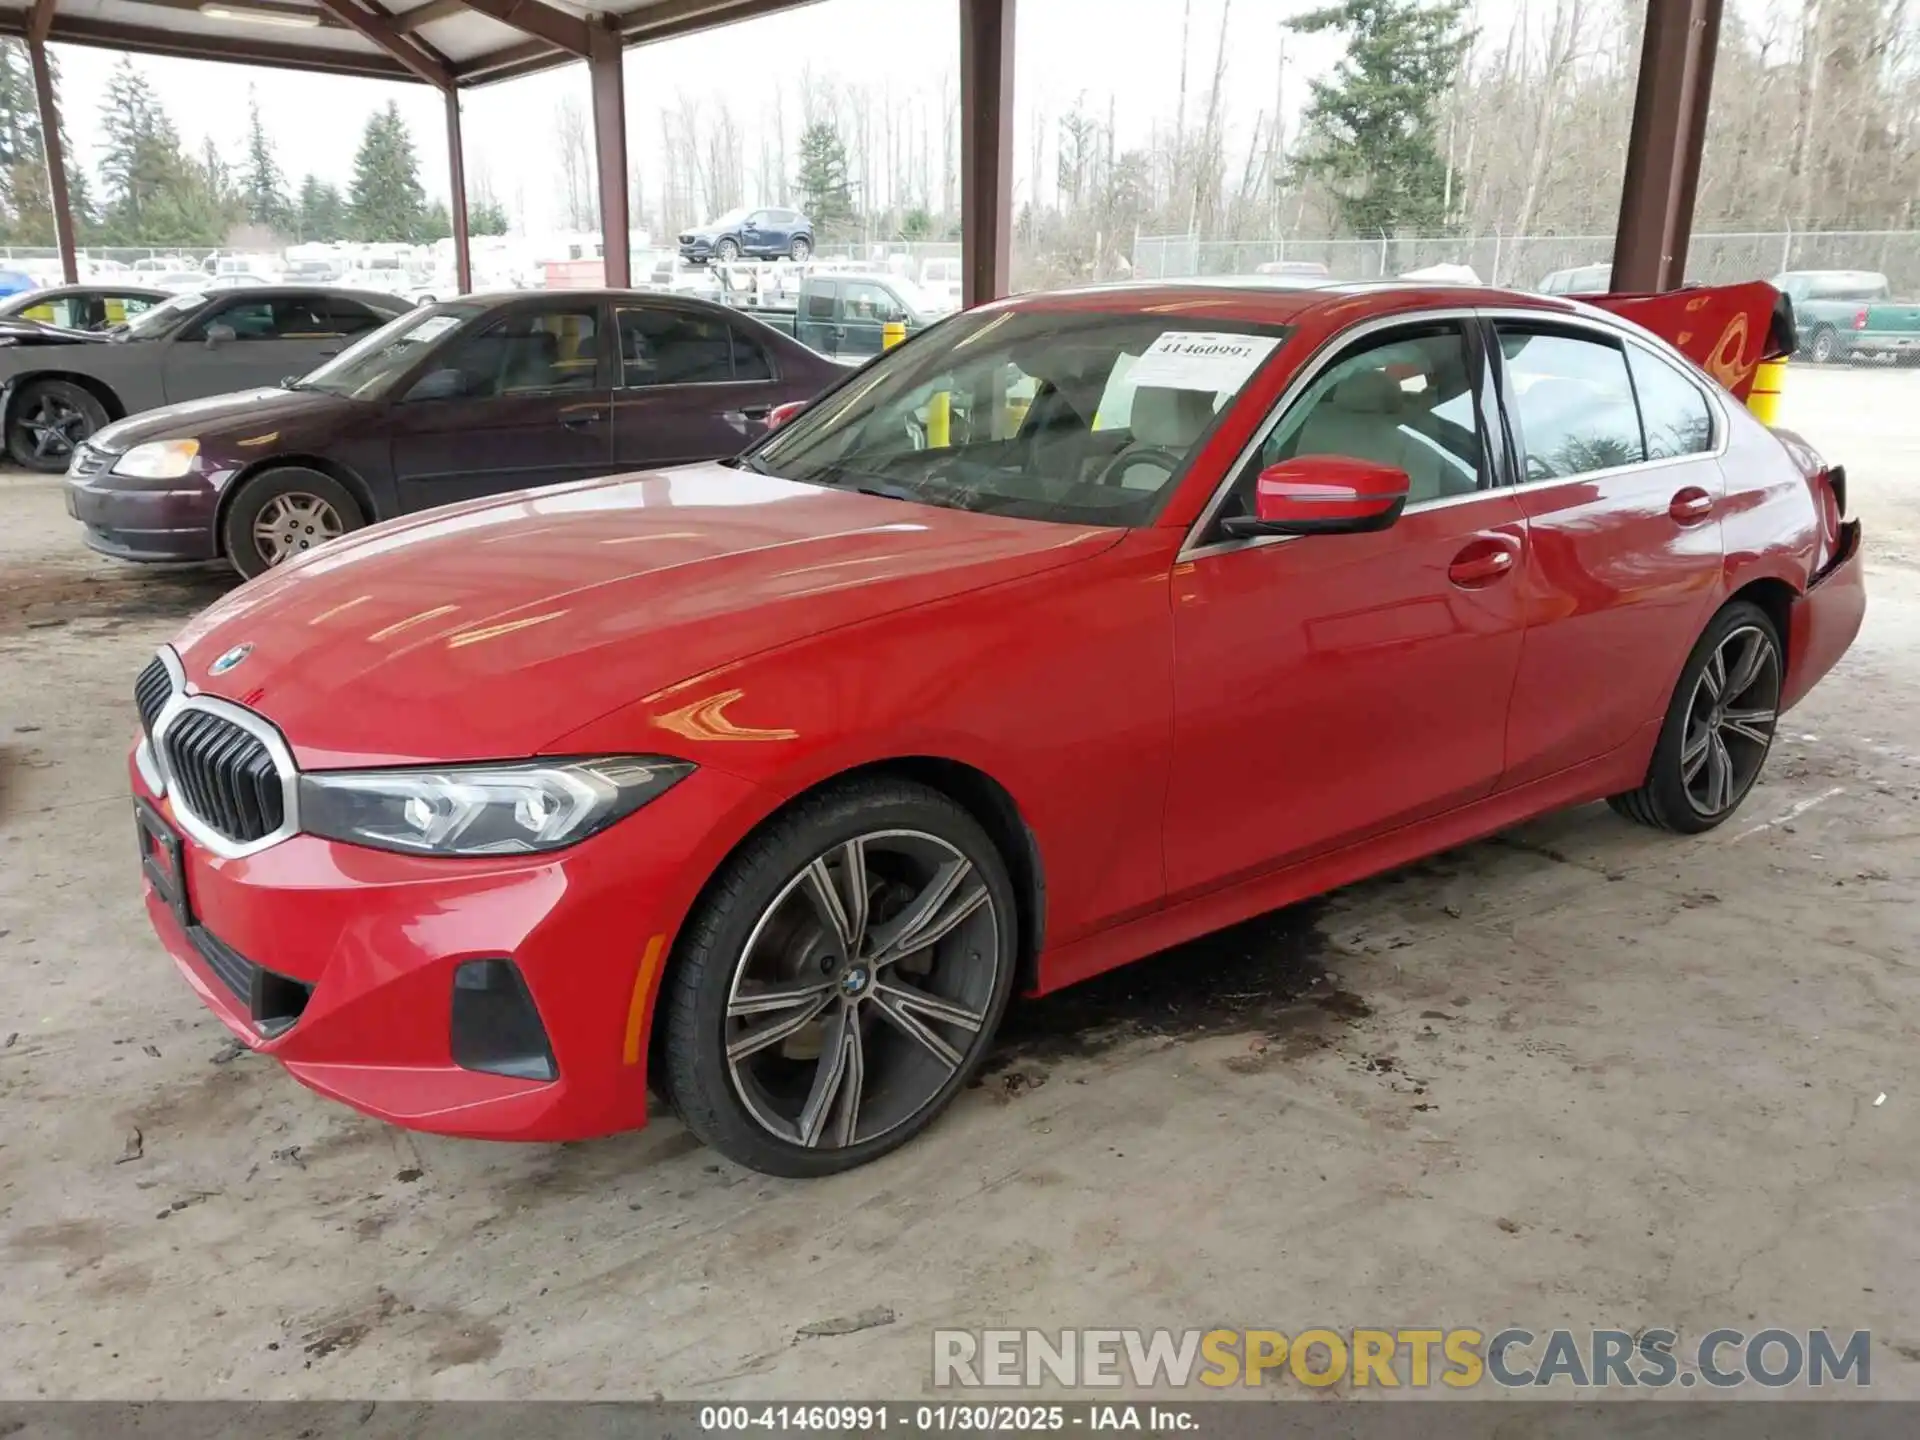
660;778;1018;1177
221;466;365;580
8;378;108;472
790;237;812;262
1607;600;1783;834
1808;325;1840;365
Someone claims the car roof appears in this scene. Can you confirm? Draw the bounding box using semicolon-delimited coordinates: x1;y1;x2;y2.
986;278;1590;326
18;283;172;298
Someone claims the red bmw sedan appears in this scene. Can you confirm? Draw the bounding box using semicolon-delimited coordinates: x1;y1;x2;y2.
129;279;1865;1175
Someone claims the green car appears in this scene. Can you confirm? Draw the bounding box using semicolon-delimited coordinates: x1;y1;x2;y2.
1774;270;1920;365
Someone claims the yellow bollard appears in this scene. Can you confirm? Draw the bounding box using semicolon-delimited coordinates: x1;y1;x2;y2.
882;320;906;350
1747;358;1787;425
927;390;951;448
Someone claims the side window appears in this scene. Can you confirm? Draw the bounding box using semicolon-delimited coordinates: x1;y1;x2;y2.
1627;346;1714;460
318;297;386;336
804;283;837;321
1239;324;1485;511
415;307;600;399
195;298;276;340
1498;327;1645;479
618;306;735;386
107;294;156;325
731;328;775;382
842;281;905;324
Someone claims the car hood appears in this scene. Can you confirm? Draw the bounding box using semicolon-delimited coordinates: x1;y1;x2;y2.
90;387;349;452
171;463;1121;768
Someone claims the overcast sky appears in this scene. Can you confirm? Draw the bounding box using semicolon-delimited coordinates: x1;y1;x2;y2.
43;0;1770;239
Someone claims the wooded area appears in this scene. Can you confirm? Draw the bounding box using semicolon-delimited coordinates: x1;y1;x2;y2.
0;0;1913;267
616;0;1920;286
0;45;507;248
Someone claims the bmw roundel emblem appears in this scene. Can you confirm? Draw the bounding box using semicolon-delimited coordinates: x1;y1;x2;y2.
209;643;254;676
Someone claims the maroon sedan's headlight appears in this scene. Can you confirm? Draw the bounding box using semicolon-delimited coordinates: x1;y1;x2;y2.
297;756;693;856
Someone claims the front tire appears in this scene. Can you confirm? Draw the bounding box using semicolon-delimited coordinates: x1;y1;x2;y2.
8;379;108;471
1608;600;1783;834
714;238;741;264
221;466;365;580
660;779;1018;1177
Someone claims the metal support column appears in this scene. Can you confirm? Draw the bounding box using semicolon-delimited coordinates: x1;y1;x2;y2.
959;0;1014;307
1610;0;1724;293
444;86;472;294
26;36;78;285
589;17;630;289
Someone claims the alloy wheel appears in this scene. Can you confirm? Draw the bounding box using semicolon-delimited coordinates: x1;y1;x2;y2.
252;492;344;567
21;395;86;461
1680;623;1781;818
724;829;999;1150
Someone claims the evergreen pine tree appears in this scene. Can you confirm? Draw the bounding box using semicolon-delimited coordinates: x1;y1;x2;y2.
794;121;854;234
242;88;289;232
1290;0;1471;239
348;101;427;242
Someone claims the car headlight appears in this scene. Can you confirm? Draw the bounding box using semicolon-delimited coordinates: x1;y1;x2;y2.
298;756;694;856
111;439;200;480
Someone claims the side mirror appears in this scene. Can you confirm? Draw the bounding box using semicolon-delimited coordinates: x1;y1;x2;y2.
1221;456;1410;538
407;368;467;402
765;399;809;431
203;323;237;348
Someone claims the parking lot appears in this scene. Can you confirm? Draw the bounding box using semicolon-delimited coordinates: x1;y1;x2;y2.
2;364;1917;1399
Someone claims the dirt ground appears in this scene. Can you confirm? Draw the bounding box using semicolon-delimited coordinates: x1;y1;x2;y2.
2;366;1917;1401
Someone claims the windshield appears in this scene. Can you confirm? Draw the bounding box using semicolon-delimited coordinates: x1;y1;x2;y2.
750;307;1291;527
710;208;751;229
293;303;482;398
887;275;940;318
117;292;206;339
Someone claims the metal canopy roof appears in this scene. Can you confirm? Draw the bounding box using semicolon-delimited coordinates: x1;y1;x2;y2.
0;0;822;87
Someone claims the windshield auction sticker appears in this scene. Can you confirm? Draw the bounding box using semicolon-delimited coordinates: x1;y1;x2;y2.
1127;331;1281;392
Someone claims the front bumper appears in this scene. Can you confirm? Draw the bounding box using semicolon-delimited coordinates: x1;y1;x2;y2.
678;239;716;262
66;467;219;562
132;751;762;1141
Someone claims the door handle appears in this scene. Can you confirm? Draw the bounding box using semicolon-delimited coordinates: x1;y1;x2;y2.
1669;486;1714;524
561;410;605;430
1447;534;1521;588
731;404;773;422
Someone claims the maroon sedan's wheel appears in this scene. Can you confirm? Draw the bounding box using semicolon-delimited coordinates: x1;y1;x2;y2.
660;779;1018;1176
222;467;366;580
1608;600;1783;834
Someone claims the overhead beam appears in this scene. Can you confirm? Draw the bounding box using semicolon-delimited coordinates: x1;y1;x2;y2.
454;35;557;85
445;87;472;293
26;35;76;284
0;12;421;82
314;0;454;87
1611;0;1724;292
589;16;629;287
28;0;57;46
622;0;824;41
393;0;469;32
452;0;590;56
959;0;1014;306
457;0;824;87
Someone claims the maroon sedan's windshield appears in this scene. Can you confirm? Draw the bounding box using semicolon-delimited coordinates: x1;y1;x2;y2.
750;308;1292;527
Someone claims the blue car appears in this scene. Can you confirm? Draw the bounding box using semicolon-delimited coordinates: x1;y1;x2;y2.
679;207;814;264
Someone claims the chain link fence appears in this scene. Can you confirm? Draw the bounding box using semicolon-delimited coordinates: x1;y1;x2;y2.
1130;230;1920;292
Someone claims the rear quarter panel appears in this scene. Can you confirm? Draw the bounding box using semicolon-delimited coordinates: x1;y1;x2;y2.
1717;403;1820;601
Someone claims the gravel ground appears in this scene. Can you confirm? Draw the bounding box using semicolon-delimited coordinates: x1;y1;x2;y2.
2;365;1917;1400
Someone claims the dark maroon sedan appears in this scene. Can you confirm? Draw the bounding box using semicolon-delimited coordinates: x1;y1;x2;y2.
63;290;846;577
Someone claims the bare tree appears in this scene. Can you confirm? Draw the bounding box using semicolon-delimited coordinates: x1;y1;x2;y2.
554;96;596;231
